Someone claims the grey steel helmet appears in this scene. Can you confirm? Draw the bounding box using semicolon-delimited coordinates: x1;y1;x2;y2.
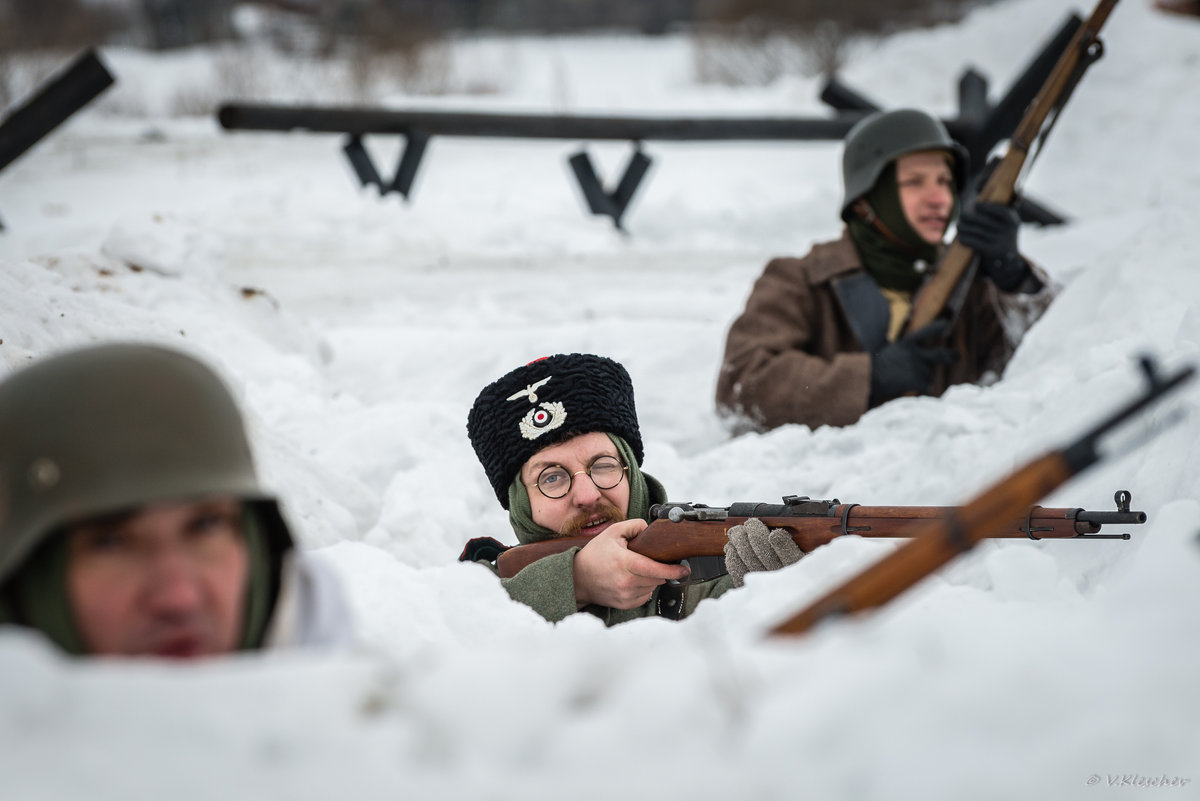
840;108;969;222
0;343;290;588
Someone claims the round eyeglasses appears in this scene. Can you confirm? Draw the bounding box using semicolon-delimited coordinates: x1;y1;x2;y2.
528;455;628;500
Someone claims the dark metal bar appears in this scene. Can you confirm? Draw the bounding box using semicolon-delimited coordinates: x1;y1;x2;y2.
1075;510;1148;525
1062;357;1195;474
818;77;881;112
568;151;617;218
1012;193;1068;226
342;134;384;189
0;49;115;173
390;129;430;198
566;147;654;230
342;131;430;198
609;149;652;228
219;104;865;142
957;68;990;128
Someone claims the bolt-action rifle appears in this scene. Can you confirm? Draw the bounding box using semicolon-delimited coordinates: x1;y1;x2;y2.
770;356;1194;636
495;491;1146;580
904;0;1120;333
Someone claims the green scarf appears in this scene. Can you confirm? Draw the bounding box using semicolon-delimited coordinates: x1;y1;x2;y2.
0;534;84;654
507;433;668;544
847;163;949;292
237;505;275;650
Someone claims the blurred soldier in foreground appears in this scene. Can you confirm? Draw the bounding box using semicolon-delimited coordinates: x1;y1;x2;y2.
0;343;351;658
463;352;800;625
716;108;1056;432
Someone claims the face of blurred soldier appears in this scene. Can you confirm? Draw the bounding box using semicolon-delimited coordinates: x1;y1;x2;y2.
66;497;249;659
520;432;631;538
896;150;956;244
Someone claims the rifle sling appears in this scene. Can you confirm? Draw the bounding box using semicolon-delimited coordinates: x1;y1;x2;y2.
655;584;686;620
832;270;891;354
1025;36;1104;178
675;555;729;584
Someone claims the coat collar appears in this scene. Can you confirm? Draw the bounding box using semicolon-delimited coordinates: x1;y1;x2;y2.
804;229;865;285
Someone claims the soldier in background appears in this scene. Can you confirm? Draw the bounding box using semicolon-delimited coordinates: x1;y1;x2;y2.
716;108;1056;433
0;343;351;658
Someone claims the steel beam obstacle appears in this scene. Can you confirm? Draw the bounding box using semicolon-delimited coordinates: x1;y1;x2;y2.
217;14;1080;230
0;49;116;231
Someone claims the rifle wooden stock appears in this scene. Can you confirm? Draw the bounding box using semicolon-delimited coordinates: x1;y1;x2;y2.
770;455;1073;635
905;0;1119;333
770;357;1194;637
495;503;1134;579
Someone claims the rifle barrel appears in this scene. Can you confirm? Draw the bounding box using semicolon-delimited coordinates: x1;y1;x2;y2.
1074;510;1146;525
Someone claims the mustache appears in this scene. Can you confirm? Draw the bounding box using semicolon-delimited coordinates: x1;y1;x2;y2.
557;500;625;537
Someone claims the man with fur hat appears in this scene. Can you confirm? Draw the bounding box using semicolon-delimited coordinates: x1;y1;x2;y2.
716;107;1057;432
464;353;800;625
0;342;351;658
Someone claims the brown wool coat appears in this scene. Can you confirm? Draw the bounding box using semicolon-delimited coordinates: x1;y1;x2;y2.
715;230;1054;432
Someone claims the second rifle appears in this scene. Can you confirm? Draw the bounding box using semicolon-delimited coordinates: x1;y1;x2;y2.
905;0;1120;332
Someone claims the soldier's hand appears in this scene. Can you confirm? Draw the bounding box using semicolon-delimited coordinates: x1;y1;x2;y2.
957;202;1029;292
869;319;958;405
724;517;803;588
573;519;689;610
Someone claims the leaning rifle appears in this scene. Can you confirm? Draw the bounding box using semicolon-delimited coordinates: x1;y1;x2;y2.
904;0;1120;333
494;491;1146;580
770;356;1194;637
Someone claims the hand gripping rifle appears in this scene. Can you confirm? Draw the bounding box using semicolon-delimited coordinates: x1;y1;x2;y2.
495;490;1147;580
904;0;1120;333
770;356;1194;637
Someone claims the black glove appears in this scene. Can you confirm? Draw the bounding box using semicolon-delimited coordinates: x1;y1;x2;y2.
956;202;1029;292
869;319;958;406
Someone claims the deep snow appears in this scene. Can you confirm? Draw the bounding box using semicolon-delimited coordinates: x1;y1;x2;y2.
1;1;1198;798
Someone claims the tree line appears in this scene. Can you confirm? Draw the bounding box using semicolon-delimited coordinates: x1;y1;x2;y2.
2;0;984;52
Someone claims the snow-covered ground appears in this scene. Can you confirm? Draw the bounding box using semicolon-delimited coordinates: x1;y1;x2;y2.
2;1;1198;798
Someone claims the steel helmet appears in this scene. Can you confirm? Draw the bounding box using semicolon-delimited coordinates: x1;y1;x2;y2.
840;108;969;222
0;343;292;588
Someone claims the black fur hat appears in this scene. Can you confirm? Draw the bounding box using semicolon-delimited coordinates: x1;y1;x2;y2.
467;353;643;508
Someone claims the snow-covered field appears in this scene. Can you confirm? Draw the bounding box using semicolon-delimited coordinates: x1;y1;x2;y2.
2;1;1198;798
